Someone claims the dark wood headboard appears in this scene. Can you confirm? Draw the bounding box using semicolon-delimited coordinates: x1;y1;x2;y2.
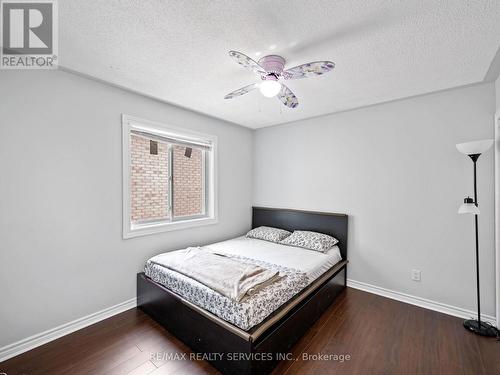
252;206;348;260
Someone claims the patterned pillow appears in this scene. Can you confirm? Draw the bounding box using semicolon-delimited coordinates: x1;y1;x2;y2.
246;226;292;243
280;230;339;253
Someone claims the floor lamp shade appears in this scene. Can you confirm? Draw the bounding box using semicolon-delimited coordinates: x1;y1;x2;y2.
456;139;493;155
458;197;480;215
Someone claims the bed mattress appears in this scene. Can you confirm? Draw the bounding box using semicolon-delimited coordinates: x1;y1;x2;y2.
144;236;342;331
206;236;342;282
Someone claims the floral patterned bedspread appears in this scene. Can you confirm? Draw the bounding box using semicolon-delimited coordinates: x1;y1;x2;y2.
144;251;308;331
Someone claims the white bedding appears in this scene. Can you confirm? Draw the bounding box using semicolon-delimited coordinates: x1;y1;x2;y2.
145;251;308;330
144;235;343;330
206;236;342;283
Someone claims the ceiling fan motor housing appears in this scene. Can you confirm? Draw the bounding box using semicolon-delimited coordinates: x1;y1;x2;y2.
259;55;286;79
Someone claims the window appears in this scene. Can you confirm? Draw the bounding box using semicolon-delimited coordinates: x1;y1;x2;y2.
122;115;217;238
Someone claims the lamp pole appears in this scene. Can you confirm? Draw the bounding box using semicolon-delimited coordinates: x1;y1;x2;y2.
470;154;481;328
460;151;497;337
456;139;497;337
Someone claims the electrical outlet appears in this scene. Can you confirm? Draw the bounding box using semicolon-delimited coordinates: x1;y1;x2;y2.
411;269;421;282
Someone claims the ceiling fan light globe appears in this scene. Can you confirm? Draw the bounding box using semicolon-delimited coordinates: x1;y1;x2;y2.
259;80;281;98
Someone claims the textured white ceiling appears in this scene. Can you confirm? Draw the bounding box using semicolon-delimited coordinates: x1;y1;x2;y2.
60;0;500;129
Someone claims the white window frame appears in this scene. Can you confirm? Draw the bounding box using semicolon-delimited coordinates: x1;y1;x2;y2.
122;114;218;239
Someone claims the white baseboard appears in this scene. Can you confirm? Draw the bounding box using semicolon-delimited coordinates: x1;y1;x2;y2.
347;279;496;324
0;298;137;363
1;281;496;363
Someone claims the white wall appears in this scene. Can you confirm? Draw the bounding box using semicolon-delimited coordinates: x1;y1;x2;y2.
496;76;500;110
253;83;496;316
495;76;500;326
0;70;253;347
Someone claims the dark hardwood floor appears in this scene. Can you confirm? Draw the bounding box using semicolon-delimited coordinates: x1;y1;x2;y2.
1;288;499;375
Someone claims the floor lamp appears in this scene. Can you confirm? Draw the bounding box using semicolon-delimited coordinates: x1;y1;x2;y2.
456;139;498;337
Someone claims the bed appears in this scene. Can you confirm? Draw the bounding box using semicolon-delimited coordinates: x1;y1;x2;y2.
137;207;348;375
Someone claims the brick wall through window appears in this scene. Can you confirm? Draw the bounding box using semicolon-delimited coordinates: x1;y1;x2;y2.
130;135;169;222
130;135;204;223
172;145;203;218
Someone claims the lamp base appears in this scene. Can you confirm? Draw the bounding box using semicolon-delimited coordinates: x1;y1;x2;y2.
463;319;498;337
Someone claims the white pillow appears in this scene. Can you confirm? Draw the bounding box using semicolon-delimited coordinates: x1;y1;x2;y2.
280;230;339;252
246;226;291;243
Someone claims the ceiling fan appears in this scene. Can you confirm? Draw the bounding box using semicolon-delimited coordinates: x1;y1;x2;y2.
224;51;335;108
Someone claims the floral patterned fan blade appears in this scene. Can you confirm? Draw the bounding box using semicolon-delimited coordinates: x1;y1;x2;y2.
229;51;266;75
277;84;299;108
224;83;258;99
283;61;335;80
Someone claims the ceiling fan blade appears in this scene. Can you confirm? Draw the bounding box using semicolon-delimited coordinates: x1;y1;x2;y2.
229;51;266;74
224;83;258;99
283;61;335;80
277;84;299;108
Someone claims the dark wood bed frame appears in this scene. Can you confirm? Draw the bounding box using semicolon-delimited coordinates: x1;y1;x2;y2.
137;206;348;375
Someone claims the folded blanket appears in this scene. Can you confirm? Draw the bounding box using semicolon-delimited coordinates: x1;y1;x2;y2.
148;247;280;301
